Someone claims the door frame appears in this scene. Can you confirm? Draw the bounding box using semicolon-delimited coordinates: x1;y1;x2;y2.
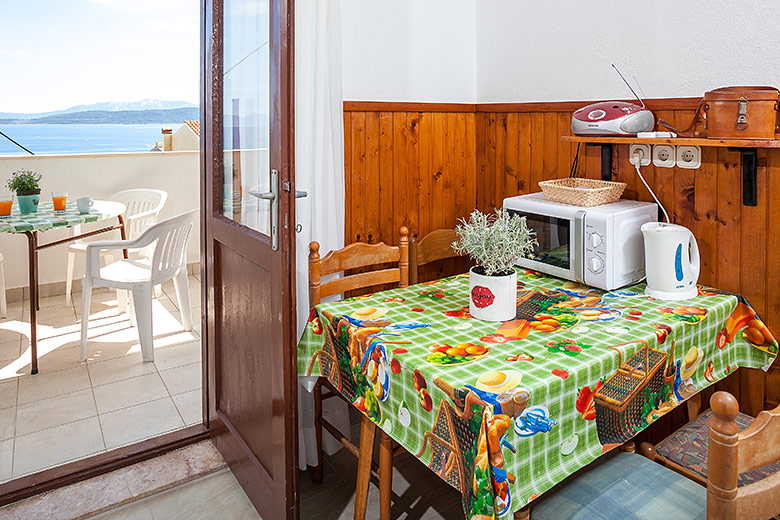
202;0;299;516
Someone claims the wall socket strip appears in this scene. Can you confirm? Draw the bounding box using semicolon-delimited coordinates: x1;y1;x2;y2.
630;144;701;169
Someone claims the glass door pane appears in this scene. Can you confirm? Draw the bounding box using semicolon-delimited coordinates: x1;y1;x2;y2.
222;0;270;234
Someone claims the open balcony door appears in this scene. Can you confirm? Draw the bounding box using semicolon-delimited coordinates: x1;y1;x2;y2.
202;0;298;518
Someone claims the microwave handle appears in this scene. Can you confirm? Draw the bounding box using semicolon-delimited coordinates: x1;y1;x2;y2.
574;210;586;283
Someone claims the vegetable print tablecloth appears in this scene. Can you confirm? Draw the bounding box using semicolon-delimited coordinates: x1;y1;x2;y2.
297;269;777;519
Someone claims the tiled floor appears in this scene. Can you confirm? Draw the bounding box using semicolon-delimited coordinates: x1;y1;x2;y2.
87;468;261;520
299;408;466;520
0;274;202;484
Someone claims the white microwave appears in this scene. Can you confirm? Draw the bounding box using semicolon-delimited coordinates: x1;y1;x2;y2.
503;192;658;291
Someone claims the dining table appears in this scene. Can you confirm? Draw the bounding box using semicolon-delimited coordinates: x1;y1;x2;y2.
297;268;778;519
0;200;127;374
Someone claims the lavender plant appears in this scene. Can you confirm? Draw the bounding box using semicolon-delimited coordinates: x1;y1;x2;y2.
6;170;42;195
452;208;536;276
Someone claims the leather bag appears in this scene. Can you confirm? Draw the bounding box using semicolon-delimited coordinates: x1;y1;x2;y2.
660;86;780;139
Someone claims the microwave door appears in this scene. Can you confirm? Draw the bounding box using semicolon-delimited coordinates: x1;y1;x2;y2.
510;210;580;282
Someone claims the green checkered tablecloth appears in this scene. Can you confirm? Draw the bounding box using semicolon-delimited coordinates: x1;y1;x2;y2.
0;200;125;233
297;269;778;519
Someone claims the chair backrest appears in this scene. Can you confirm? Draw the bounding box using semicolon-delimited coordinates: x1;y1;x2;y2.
309;227;408;307
708;391;780;519
111;189;168;239
141;210;197;284
409;228;463;285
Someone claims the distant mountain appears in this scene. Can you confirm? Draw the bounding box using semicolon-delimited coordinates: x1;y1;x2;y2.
0;99;198;120
0;107;200;125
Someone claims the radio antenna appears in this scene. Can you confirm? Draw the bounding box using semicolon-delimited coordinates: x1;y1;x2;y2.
612;64;645;108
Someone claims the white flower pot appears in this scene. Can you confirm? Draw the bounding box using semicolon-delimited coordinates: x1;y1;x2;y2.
468;267;517;322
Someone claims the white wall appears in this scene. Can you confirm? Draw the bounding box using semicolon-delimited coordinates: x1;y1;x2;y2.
0;151;200;290
340;0;477;102
476;0;780;103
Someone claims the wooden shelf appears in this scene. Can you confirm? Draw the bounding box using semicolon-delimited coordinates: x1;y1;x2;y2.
561;135;780;148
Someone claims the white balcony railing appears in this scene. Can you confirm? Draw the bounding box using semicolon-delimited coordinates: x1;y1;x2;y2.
0;151;201;295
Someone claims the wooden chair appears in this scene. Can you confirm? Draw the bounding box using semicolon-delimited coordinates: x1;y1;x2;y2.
309;227;408;520
408;228;464;285
640;392;780;488
524;392;780;520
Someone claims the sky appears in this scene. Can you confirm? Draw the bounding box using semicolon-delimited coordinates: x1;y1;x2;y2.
0;0;199;113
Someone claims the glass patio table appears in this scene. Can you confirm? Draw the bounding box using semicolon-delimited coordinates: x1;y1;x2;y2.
0;200;127;374
297;268;778;519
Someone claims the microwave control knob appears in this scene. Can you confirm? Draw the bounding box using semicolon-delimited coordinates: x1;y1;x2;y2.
590;233;603;248
589;256;604;273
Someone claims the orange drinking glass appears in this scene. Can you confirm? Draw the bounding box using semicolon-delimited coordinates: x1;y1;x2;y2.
0;194;12;218
52;191;68;213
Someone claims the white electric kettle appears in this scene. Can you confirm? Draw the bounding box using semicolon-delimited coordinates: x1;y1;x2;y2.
641;222;700;300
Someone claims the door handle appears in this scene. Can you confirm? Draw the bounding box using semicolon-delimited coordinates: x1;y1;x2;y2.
248;169;279;251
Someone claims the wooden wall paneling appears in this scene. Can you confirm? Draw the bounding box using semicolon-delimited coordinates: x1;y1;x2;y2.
465;113;476;216
351;112;366;242
432;112;446;228
392;112;408;242
739;148;769;416
484;114;497;211
504;113;519;199
716;148;742;293
517;113;531;193
556;112;572;180
454;113;468;224
583;143;601;180
379;112;395;245
365;112;381;243
542;112;558;188
406;113;421;240
475;113;488;213
694;146;719;287
766;151;780;410
344;112;352;243
494;113;507;208
529;113;544;193
418;112;432;239
445;113;457;227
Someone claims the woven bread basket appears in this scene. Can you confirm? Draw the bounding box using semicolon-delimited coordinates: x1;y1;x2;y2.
538;178;626;207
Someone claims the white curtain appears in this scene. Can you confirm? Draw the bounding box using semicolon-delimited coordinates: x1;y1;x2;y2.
295;0;351;471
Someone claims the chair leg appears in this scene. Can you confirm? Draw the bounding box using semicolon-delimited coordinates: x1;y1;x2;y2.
153;285;163;299
379;430;393;520
128;291;137;327
80;279;92;362
311;380;324;485
173;269;193;331
64;251;75;306
131;284;154;362
116;289;128;314
0;256;6;319
354;415;376;520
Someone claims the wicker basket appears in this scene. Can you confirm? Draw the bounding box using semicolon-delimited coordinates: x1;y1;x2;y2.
538;178;627;207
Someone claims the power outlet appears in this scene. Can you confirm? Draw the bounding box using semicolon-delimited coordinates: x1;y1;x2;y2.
676;145;701;169
652;145;676;168
629;144;651;166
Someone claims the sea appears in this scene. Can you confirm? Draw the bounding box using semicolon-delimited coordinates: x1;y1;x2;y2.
0;124;179;156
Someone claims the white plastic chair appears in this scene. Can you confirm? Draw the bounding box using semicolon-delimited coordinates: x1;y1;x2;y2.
65;189;168;305
79;210;197;362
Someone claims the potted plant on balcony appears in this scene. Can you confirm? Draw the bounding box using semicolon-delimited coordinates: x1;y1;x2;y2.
6;169;42;214
452;208;536;321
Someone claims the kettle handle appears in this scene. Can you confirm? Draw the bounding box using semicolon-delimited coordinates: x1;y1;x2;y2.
688;231;700;281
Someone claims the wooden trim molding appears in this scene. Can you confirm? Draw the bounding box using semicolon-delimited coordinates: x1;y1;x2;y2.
0;425;208;508
343;101;477;113
343;97;703;113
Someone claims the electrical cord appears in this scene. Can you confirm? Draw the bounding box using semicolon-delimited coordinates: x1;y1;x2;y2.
569;143;581;178
632;150;670;223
